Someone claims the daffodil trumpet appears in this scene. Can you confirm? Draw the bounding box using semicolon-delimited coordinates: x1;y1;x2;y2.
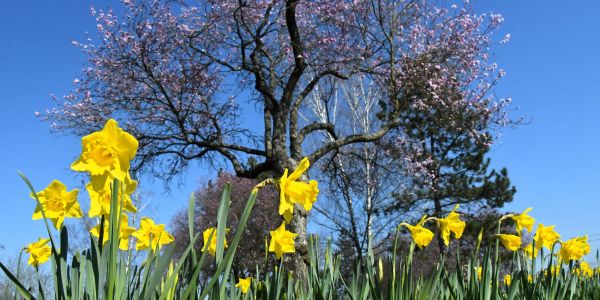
435;205;466;246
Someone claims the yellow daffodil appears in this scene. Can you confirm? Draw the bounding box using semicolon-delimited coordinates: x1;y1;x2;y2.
475;266;482;280
201;227;230;256
24;238;52;267
131;217;174;250
534;223;560;250
90;213;135;250
400;215;434;249
278;158;319;223
71;119;138;184
496;234;521;252
503;274;511;286
236;277;252;294
574;261;593;278
559;236;590;262
437;205;465;246
511;207;535;233
31;180;82;229
269;222;297;259
527;274;533;283
523;243;539;259
86;173;138;217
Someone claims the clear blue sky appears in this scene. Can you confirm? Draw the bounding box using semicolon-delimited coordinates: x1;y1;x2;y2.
1;1;599;261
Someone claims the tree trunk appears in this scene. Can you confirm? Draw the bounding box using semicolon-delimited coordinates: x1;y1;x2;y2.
272;113;309;280
433;197;446;255
288;206;309;281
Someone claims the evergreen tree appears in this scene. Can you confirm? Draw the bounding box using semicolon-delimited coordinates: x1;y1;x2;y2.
387;61;516;252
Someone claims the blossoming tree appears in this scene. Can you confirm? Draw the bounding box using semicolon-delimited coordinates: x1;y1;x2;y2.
41;0;511;276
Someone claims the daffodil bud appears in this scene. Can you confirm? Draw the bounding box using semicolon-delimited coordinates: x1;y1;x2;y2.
378;257;384;282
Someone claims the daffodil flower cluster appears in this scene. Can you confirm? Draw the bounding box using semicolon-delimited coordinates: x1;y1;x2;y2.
573;261;593;278
22;118;595;290
399;205;593;281
24;119;174;267
202;222;297;259
268;158;318;259
71;119;173;251
495;207;592;278
496;208;542;256
400;205;466;249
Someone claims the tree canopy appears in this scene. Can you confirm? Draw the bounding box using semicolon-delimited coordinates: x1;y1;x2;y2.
41;0;514;275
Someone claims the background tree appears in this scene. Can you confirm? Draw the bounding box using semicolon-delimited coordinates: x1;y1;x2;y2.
304;77;403;262
171;172;280;278
305;42;516;259
385;57;517;252
41;0;511;275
